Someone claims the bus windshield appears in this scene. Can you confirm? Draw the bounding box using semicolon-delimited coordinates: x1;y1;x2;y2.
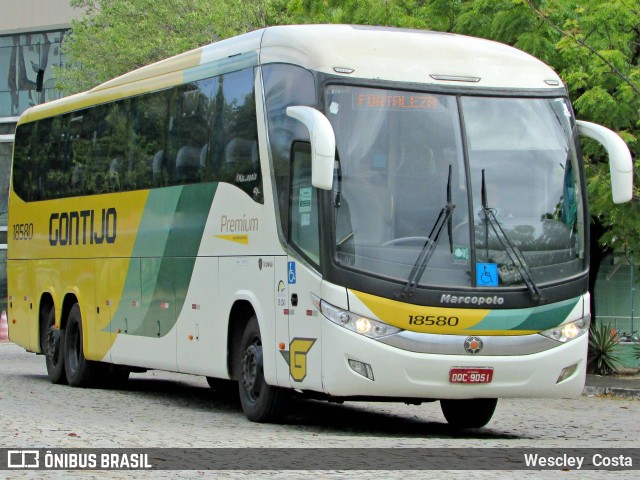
327;86;585;290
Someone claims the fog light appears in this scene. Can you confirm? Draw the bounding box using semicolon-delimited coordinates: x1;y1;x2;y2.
556;363;578;384
348;359;374;380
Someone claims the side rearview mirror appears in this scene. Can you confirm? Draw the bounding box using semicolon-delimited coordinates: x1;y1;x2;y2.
577;120;634;204
286;106;335;190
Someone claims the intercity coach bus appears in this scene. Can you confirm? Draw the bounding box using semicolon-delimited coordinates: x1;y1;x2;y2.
7;25;633;428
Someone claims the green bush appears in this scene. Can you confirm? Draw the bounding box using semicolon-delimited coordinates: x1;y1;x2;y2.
587;322;622;375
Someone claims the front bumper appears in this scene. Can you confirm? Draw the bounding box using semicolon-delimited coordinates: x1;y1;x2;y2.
321;318;587;399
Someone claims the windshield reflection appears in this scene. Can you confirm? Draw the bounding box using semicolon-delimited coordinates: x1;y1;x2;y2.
326;86;585;290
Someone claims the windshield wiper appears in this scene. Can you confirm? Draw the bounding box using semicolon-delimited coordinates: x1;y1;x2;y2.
480;170;545;304
397;165;455;299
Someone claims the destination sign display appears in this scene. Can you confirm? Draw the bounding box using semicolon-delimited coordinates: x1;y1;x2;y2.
354;93;442;111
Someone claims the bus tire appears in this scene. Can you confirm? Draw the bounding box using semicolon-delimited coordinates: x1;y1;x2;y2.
41;306;66;384
440;398;497;429
63;304;99;388
238;316;287;422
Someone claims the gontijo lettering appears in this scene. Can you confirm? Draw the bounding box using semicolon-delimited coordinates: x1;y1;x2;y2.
49;208;117;246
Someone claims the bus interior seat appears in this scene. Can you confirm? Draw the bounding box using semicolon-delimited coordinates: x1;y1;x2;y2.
153;150;165;182
340;154;391;248
175;146;204;182
109;157;122;189
200;144;208;171
393;147;440;238
72;164;85;190
225;138;259;167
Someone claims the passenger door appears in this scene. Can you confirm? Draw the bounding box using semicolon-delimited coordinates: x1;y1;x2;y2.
286;142;323;392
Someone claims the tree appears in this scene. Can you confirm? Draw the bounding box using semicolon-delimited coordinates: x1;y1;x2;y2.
450;0;640;322
56;0;638;321
57;0;437;92
56;0;291;93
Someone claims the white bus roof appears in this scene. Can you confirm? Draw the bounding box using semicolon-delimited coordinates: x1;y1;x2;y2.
259;25;562;90
21;25;563;123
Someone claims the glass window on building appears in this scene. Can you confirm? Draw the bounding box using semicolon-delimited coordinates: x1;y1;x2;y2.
0;30;66;118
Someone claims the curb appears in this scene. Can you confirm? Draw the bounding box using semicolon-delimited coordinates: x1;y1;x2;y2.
583;386;640;400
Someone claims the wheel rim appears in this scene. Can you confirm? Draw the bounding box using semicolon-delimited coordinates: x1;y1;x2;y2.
46;326;60;364
241;340;264;403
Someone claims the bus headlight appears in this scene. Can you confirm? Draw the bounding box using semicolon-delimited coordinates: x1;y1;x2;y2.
540;316;590;343
321;301;401;339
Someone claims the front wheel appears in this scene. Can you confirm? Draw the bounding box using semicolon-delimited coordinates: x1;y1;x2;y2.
238;316;287;422
440;398;497;429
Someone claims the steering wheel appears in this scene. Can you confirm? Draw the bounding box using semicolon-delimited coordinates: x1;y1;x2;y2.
382;236;430;247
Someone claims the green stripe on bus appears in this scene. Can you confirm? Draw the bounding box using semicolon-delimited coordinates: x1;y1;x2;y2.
469;297;580;332
107;182;218;338
513;297;580;331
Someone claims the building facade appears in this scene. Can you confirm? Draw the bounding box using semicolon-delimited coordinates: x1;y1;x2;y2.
0;0;78;310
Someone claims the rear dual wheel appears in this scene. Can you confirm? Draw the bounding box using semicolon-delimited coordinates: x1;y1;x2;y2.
63;303;131;388
64;303;100;387
41;306;66;384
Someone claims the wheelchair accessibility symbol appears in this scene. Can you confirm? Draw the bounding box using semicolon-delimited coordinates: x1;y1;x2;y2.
476;263;498;287
288;261;297;284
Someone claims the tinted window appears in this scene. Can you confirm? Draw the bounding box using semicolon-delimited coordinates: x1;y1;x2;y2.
12;67;262;202
263;64;316;235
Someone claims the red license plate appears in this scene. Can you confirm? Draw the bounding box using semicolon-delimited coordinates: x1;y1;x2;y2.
449;367;494;384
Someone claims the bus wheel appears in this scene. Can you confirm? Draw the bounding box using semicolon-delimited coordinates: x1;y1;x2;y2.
64;304;99;387
440;398;497;429
41;306;66;384
238;316;287;422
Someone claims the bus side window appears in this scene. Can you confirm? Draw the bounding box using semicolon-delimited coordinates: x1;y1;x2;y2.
12;122;36;201
262;64;317;237
170;83;210;185
70;109;94;196
39;115;71;199
130;92;169;190
204;68;261;201
289;142;320;267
